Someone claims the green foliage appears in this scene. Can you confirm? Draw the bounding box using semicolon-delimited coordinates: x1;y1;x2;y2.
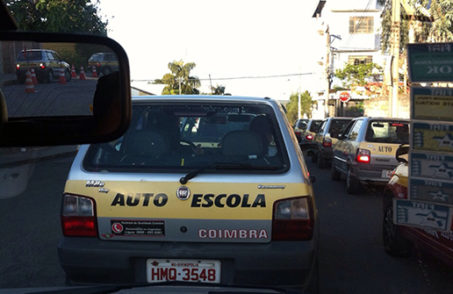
154;60;201;95
285;91;315;123
334;63;382;88
381;0;453;53
6;0;107;35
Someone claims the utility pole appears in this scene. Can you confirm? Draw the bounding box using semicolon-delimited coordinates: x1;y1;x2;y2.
390;0;400;117
178;77;182;95
209;74;213;94
325;25;331;118
298;91;301;120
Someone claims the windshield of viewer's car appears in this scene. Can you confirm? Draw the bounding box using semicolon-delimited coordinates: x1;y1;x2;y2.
84;103;287;171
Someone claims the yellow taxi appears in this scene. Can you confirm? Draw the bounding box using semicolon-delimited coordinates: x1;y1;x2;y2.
88;52;119;76
331;117;409;194
58;95;319;292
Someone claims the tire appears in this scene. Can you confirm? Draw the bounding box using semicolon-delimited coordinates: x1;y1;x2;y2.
65;69;71;82
331;162;341;181
346;167;361;194
383;204;412;257
44;70;53;83
311;152;318;163
317;153;327;168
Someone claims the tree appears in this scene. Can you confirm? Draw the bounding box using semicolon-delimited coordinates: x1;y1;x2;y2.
285;91;315;123
380;0;453;53
334;63;382;88
6;0;108;35
154;60;201;95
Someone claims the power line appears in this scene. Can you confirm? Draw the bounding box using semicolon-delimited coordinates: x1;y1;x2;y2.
131;72;313;83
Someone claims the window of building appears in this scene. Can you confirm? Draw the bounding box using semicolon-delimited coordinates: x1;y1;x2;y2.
348;55;373;65
349;16;374;34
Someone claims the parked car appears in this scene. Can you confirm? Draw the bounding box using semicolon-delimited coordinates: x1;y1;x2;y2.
16;49;71;83
300;119;323;157
59;95;319;292
382;145;453;266
293;118;308;142
331;117;409;194
312;117;351;168
88;52;119;76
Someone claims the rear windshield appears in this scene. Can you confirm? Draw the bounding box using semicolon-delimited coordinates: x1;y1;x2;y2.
365;121;409;144
296;120;308;130
309;120;322;132
328;119;351;134
83;102;288;172
16;51;43;61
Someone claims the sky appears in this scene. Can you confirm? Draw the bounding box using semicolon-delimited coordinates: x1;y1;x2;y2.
98;0;325;100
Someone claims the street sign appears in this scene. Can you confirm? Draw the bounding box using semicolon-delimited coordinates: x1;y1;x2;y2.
411;87;453;122
411;152;453;181
394;199;451;231
339;92;350;102
410;178;453;206
412;121;453;154
408;43;453;82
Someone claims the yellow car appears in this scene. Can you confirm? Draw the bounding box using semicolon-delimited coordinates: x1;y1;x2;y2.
16;49;71;83
58;95;319;292
331;117;409;194
88;52;119;76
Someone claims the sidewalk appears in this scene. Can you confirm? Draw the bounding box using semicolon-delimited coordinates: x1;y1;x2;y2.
0;73;17;87
0;145;78;167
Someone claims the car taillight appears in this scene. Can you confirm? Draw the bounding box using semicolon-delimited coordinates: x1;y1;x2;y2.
306;134;313;141
16;64;20;70
39;63;45;69
356;148;371;164
272;197;313;241
322;138;332;147
61;194;97;237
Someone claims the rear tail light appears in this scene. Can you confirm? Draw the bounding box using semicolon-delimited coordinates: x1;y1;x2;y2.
322;138;332;147
306;134;313;141
39;63;46;69
272;197;314;241
16;64;20;70
61;194;97;237
356;148;371;164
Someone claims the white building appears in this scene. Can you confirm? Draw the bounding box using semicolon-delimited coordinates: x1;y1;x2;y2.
312;0;386;118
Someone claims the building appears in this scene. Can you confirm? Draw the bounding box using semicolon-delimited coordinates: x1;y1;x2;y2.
312;0;386;118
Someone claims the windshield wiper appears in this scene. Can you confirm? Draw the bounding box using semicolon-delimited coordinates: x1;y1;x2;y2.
179;162;280;184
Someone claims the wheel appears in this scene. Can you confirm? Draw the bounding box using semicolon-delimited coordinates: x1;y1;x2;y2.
383;204;412;257
44;70;53;83
102;66;112;76
345;167;360;194
317;154;327;168
65;69;71;82
311;152;318;163
331;162;341;181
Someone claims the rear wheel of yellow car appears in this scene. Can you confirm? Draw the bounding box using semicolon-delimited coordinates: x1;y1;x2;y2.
346;168;360;194
383;204;412;257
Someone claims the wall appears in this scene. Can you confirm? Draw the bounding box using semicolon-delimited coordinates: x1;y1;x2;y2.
363;93;410;118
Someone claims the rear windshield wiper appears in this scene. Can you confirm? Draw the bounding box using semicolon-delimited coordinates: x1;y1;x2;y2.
179;162;280;184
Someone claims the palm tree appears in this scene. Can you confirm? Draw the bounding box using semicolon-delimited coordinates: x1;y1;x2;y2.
154;60;201;95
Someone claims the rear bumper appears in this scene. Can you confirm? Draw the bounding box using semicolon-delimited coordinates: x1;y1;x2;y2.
58;237;318;289
352;164;396;183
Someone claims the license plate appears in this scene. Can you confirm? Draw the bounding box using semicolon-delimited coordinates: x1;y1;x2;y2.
381;169;392;178
146;259;221;283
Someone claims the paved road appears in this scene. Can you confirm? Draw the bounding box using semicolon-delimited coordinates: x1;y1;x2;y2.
0;79;97;117
0;153;452;293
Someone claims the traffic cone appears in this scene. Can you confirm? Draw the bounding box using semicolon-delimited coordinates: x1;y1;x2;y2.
71;65;77;78
30;68;38;85
79;66;86;80
58;68;66;84
92;66;98;78
24;70;35;93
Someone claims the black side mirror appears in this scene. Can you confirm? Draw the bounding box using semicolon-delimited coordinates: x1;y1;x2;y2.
396;144;409;163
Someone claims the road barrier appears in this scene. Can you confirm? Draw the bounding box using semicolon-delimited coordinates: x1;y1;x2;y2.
79;66;87;80
30;69;38;85
24;70;35;93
